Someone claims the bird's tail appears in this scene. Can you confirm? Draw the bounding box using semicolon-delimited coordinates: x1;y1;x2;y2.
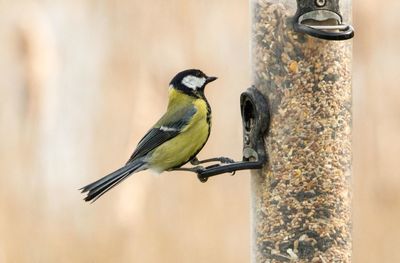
80;160;146;203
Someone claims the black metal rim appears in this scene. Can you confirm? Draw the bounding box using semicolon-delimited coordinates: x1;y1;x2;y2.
293;21;354;41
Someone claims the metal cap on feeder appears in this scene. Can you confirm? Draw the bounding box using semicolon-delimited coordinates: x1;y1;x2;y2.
293;0;354;40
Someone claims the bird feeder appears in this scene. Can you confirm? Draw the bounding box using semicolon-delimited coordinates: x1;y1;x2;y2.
251;0;353;262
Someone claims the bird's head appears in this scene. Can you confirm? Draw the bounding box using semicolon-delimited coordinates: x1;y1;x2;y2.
169;69;217;96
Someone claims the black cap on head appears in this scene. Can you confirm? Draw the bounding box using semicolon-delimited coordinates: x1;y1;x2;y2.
170;69;217;96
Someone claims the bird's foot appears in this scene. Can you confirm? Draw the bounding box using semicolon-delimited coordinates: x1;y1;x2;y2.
217;157;235;164
190;156;235;165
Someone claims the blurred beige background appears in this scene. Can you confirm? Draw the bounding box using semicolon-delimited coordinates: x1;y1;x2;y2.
0;0;398;262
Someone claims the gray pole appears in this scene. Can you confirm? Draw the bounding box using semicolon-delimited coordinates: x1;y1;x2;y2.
251;1;352;262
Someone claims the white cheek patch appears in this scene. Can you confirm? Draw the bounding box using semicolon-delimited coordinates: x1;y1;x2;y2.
181;75;206;90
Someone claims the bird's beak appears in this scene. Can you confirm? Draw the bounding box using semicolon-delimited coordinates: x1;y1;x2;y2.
205;76;217;84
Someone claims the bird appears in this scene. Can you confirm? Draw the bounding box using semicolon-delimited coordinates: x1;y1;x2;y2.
81;69;220;202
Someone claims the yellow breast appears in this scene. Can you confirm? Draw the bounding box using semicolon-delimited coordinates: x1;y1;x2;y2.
149;92;211;172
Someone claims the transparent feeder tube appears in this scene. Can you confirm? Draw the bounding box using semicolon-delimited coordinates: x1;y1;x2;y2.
251;0;352;262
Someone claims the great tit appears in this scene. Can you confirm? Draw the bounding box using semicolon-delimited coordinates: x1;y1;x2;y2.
81;69;218;202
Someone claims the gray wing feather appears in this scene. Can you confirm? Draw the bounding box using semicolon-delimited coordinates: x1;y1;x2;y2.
127;106;197;163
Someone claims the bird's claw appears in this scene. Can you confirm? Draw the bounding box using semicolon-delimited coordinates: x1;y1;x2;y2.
197;174;208;183
219;157;235;164
182;157;237;182
216;157;236;175
192;166;206;174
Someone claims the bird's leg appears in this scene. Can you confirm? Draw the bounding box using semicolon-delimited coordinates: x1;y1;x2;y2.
190;156;235;165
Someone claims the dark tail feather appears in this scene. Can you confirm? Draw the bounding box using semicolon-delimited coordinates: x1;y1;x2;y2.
80;161;145;203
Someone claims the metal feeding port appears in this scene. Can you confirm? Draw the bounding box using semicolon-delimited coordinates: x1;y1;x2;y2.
293;0;354;40
194;86;270;182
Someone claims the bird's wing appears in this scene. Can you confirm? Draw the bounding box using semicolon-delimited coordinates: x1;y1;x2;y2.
127;105;197;162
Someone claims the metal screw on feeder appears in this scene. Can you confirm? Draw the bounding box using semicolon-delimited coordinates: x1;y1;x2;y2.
315;0;326;7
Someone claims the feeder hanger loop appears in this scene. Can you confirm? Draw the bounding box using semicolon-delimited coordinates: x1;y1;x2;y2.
293;0;354;40
185;86;270;183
